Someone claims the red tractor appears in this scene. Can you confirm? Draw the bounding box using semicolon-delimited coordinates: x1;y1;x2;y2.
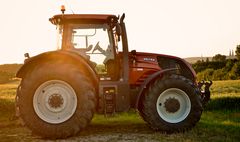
16;7;210;138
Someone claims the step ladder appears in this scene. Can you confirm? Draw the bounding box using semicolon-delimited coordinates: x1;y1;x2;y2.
103;87;116;116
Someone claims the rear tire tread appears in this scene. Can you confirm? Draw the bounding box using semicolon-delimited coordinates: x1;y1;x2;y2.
18;63;96;138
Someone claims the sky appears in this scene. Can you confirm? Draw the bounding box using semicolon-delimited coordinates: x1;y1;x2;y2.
1;0;240;64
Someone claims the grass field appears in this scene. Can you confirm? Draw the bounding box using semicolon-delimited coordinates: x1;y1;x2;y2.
0;80;239;142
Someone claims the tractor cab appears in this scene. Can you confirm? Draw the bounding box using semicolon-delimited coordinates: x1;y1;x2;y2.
49;11;131;114
49;13;125;81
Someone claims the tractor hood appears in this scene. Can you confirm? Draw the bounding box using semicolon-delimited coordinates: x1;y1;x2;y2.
130;51;197;81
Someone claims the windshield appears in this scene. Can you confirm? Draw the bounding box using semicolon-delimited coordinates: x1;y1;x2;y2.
71;24;115;65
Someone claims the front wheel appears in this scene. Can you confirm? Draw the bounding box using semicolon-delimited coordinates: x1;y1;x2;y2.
139;74;202;133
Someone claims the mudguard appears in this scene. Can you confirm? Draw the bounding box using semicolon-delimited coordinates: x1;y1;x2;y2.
135;68;179;108
16;50;98;88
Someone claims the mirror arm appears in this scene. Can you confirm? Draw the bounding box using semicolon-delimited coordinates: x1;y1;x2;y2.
120;13;125;24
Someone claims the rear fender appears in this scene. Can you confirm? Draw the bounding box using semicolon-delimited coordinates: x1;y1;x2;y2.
135;68;178;108
16;50;98;88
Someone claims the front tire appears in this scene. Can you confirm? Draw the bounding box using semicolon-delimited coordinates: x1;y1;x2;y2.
139;74;202;133
18;63;96;138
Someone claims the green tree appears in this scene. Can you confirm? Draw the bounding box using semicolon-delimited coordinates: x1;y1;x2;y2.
212;69;226;80
224;59;235;72
197;68;214;81
228;61;240;79
95;64;106;74
206;57;209;63
212;54;226;62
235;45;240;60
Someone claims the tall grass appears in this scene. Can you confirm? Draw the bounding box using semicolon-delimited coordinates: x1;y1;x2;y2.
204;80;240;111
211;80;240;95
0;82;18;120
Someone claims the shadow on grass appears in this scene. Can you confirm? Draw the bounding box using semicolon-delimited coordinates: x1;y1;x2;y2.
205;97;240;110
197;114;240;142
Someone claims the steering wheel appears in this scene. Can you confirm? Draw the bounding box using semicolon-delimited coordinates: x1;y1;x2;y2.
86;44;93;52
92;41;100;53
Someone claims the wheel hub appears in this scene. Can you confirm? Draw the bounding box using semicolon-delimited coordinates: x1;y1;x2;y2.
156;88;191;123
48;94;64;109
33;80;77;124
164;98;180;113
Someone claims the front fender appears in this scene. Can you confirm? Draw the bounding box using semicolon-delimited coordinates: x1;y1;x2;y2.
135;68;178;108
16;50;98;87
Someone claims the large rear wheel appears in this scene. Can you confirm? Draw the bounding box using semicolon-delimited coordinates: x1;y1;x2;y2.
18;63;96;138
139;74;202;133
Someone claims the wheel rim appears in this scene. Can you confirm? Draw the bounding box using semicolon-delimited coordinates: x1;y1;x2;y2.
33;80;77;124
156;88;191;123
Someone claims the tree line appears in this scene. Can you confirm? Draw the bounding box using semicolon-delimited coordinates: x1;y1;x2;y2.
193;45;240;81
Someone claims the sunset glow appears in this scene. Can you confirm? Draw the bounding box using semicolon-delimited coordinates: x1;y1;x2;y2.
1;0;240;64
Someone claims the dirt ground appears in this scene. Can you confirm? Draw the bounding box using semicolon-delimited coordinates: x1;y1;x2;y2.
0;121;202;142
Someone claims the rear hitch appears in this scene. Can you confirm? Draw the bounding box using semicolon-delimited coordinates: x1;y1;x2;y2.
198;80;212;106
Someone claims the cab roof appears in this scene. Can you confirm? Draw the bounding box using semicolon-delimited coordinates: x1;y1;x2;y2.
49;14;119;25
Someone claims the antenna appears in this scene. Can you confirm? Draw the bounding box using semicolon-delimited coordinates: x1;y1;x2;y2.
64;0;75;14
